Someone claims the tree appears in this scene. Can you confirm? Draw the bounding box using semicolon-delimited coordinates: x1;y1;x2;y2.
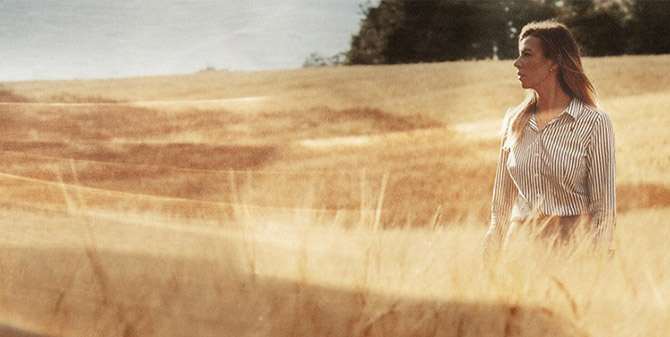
494;0;558;59
558;0;632;56
345;0;670;66
384;1;489;63
303;52;346;68
347;0;558;64
347;1;404;64
627;0;670;54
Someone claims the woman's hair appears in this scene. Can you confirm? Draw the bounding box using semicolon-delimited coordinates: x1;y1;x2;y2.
504;20;599;148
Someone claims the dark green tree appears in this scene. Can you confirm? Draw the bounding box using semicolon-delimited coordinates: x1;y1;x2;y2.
384;1;487;63
494;0;558;59
627;0;670;54
558;0;631;56
345;0;670;65
347;1;404;64
347;0;559;64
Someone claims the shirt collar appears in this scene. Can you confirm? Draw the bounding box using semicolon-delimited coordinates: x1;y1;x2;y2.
562;97;582;120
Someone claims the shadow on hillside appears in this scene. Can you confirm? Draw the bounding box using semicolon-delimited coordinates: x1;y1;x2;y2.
303;106;443;134
0;85;118;104
0;141;278;170
0;244;588;337
43;93;119;103
0;323;54;337
618;182;670;212
248;278;587;337
0;87;30;103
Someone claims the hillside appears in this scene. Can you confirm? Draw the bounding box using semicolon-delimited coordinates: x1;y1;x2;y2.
0;56;669;336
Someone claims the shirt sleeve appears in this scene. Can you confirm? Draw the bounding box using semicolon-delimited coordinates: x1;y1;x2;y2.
586;112;616;247
483;134;518;251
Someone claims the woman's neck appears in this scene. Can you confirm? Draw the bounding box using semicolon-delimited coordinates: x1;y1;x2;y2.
534;84;572;115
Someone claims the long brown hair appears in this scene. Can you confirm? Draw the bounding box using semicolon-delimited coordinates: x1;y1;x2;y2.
504;20;599;148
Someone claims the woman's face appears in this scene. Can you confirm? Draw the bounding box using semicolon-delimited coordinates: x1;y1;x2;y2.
513;36;556;90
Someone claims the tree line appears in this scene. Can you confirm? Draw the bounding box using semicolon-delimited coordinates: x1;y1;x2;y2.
314;0;670;67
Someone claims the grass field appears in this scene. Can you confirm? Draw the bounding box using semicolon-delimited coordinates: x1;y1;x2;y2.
0;55;669;336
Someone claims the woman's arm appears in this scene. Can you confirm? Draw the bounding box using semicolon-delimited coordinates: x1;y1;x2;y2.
586;112;616;248
483;136;518;253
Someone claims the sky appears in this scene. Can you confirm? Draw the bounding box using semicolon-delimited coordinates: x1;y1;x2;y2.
0;0;365;81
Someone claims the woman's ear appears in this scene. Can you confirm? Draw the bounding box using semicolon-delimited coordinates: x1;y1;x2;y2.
548;58;560;72
548;60;556;72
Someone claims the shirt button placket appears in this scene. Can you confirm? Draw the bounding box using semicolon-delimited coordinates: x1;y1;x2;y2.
533;143;542;204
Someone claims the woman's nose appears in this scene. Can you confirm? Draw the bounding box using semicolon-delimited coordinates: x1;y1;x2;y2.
513;57;522;69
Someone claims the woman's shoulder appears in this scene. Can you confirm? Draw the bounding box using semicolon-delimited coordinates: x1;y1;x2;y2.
573;99;615;139
573;98;612;124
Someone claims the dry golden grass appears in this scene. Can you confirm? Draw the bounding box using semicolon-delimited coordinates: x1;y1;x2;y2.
0;55;669;336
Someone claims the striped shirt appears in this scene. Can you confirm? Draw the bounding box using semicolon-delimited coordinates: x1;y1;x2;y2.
485;98;616;249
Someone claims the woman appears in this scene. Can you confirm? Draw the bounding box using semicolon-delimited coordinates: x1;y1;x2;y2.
483;20;616;254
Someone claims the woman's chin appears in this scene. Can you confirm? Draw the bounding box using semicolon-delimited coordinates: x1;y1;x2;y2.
520;82;533;90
